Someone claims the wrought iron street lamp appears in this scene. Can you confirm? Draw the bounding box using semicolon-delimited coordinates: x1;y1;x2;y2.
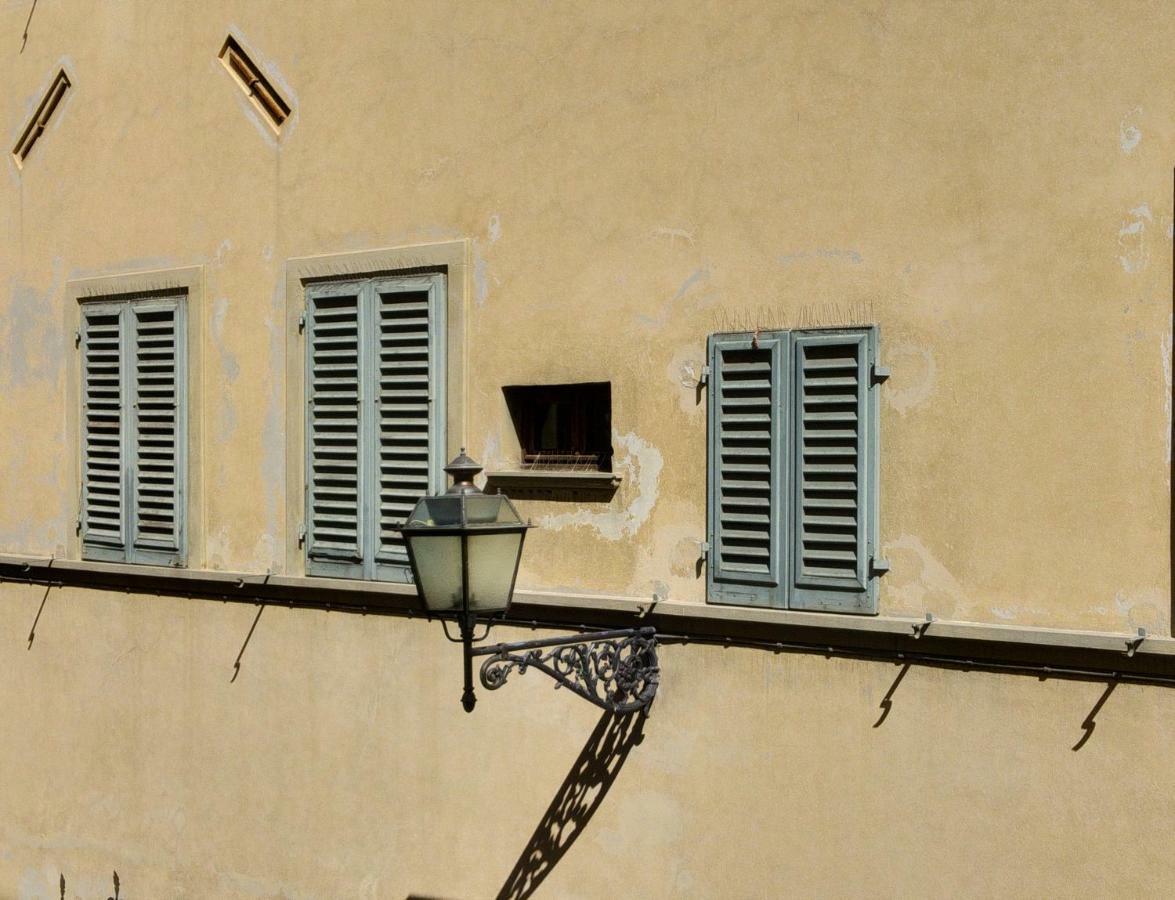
397;451;659;714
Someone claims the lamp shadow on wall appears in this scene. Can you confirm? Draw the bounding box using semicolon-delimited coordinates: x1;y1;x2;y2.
494;710;647;900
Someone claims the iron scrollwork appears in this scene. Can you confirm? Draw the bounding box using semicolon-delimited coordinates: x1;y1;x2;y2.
473;627;659;714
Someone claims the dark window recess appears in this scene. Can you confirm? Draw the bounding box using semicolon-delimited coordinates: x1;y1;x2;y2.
503;383;612;472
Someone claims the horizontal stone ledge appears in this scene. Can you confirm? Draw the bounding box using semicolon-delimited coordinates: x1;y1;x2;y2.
1;553;1172;680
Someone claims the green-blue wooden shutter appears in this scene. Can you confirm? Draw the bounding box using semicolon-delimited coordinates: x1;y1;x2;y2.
128;297;186;565
706;333;787;607
80;303;127;560
305;282;366;578
372;274;446;582
790;328;878;613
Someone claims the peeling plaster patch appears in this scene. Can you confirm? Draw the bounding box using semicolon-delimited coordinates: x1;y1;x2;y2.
992;607;1016;620
882;343;936;416
1118;203;1152;274
537;431;662;539
1113;589;1164;632
883;533;965;619
212;238;233;267
667;345;705;416
487;214;501;244
652;226;695;247
1119;107;1142;154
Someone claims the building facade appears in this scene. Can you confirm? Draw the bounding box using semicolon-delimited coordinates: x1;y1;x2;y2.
1;1;1172;897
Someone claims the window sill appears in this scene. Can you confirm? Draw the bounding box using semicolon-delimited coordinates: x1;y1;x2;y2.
484;470;622;502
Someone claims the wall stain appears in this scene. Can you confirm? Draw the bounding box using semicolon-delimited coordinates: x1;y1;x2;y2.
537;431;662;539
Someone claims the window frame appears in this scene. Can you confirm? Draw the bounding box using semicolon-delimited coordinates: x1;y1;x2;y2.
302;273;447;582
706;325;881;614
284;241;470;580
65;267;204;568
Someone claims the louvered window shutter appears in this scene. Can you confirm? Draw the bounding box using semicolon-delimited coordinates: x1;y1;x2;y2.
706;333;787;607
305;283;366;577
80;304;127;559
128;299;185;564
789;329;878;613
371;275;445;582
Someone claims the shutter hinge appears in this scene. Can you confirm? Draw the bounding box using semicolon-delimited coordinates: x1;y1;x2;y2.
698;540;710;562
297;523;307;547
699;365;711;386
871;364;891;384
298;313;306;333
74;514;82;535
870;556;890;576
74;329;81;347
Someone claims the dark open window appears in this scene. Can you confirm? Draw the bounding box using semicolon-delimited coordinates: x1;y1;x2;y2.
503;382;612;472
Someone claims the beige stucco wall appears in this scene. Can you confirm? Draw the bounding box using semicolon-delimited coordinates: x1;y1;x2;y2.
1;0;1170;631
1;1;1173;897
0;584;1173;899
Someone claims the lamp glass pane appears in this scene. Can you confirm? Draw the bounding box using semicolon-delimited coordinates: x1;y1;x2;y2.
406;533;464;612
408;496;464;527
466;530;524;612
463;494;524;525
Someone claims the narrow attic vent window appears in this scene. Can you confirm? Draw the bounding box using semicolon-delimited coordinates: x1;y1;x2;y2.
12;69;70;168
218;36;290;133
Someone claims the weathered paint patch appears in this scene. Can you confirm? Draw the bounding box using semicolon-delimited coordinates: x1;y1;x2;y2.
667;345;705;417
883;533;966;619
651;226;695;247
882;343;935;416
1117;203;1152;274
2;271;64;388
1112;588;1165;632
537;431;662;539
1119;107;1142;154
487;214;501;244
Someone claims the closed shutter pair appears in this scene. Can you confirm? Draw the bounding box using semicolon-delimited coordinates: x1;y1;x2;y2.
707;328;881;613
80;297;185;565
304;274;446;581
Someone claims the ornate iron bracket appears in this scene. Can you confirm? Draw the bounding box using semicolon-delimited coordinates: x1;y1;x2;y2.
468;626;659;714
